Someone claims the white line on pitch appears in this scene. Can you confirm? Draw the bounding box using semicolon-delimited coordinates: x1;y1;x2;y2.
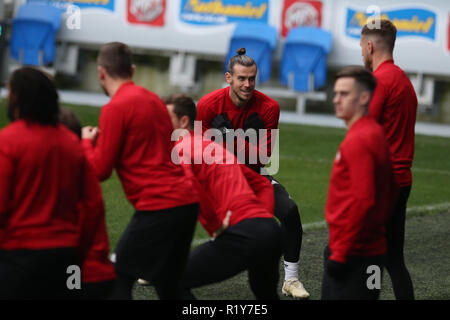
191;202;450;247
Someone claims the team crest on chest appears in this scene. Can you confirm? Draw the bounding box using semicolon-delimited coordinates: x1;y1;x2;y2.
335;151;341;162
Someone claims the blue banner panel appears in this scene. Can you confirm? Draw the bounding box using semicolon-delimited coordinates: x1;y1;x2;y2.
346;7;436;41
180;0;269;25
28;0;115;12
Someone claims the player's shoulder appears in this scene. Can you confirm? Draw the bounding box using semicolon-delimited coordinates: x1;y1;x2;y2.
375;61;409;85
0;120;37;143
253;90;280;110
347;117;384;145
57;124;82;143
121;83;162;102
106;83;164;112
0;122;18;149
254;90;279;105
198;87;227;107
0;120;21;136
252;90;280;116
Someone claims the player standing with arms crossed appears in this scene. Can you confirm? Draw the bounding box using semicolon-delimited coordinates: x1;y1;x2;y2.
360;19;417;300
196;48;309;299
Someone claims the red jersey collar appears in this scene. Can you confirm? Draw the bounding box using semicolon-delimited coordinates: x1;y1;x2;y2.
114;81;134;97
374;59;394;73
349;115;370;131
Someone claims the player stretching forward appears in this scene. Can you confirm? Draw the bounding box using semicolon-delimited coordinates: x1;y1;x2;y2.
81;42;199;299
166;94;282;300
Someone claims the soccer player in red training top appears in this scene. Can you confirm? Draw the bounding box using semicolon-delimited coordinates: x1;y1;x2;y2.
0;67;103;299
81;42;199;300
59;108;116;300
165;94;282;300
322;66;396;300
196;48;309;299
360;19;417;300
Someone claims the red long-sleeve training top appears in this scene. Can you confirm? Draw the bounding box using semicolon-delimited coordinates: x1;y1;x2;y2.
369;59;418;187
0;121;103;251
82;82;197;211
325;116;396;263
77;163;115;283
196;87;280;172
175;133;274;237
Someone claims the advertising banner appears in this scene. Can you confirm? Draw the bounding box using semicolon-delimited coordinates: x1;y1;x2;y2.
127;0;165;26
27;0;115;11
345;6;437;41
179;0;269;25
281;0;322;37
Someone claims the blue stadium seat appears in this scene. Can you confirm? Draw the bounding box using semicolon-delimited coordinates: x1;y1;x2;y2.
224;22;278;84
280;27;332;92
10;2;63;66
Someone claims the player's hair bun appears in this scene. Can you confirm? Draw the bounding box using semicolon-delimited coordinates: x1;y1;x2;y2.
237;48;246;55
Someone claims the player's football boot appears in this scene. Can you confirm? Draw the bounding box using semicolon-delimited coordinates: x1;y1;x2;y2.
282;277;310;299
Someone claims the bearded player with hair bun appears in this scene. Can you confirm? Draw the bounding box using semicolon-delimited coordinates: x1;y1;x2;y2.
196;48;309;299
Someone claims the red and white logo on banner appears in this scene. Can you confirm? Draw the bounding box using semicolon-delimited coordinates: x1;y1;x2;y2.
127;0;165;26
448;13;450;51
281;0;322;37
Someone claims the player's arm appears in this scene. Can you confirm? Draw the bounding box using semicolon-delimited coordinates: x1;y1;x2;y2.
81;105;125;181
240;164;274;214
77;157;105;262
236;102;280;170
0;144;13;243
368;79;388;123
196;99;217;132
329;141;376;264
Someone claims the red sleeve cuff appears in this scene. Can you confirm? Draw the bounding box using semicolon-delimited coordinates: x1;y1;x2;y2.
81;138;93;151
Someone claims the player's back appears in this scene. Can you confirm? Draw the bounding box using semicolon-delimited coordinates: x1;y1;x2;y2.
176;133;272;236
0;120;86;249
100;83;197;211
371;60;417;186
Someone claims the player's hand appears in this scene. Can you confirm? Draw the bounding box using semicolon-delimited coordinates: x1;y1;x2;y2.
243;112;264;131
211;113;234;142
82;126;100;144
326;259;347;280
213;210;232;238
211;113;233;131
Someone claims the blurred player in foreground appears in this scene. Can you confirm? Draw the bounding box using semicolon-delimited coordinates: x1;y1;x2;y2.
0;67;103;299
322;66;396;300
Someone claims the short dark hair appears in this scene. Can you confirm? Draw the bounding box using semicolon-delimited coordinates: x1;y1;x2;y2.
335;66;377;97
227;48;257;74
164;94;197;128
8;67;59;125
97;42;133;79
361;19;397;53
59;108;82;139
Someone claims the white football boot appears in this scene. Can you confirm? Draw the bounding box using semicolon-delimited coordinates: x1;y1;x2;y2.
282;277;310;299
